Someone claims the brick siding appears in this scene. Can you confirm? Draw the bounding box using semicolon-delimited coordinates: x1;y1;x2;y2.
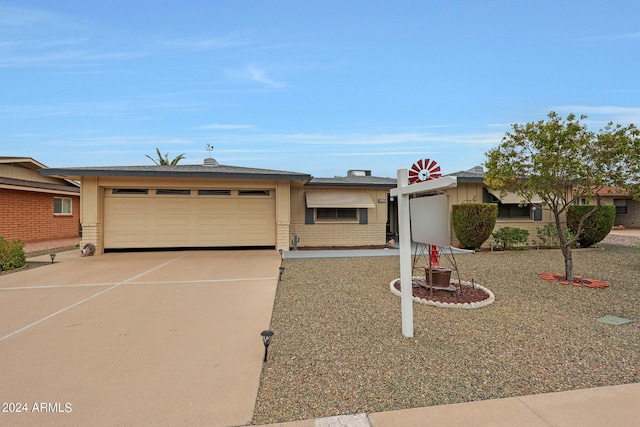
0;188;80;242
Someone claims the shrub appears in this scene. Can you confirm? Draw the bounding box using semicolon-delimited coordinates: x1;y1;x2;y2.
452;203;498;249
535;223;574;248
566;205;616;248
0;237;26;271
491;227;529;250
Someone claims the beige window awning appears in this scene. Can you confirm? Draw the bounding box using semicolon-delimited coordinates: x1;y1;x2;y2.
305;192;376;208
488;189;542;204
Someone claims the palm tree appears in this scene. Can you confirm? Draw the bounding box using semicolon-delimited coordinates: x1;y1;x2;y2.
146;148;186;165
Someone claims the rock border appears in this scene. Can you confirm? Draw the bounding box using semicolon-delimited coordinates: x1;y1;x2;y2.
389;276;495;309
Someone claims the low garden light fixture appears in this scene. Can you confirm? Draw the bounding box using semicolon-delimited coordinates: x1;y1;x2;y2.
278;266;285;282
49;253;56;264
260;330;274;362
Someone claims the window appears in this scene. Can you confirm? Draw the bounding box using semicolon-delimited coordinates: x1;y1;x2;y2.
54;197;72;215
497;204;530;219
614;199;628;215
112;189;148;194
316;208;358;221
198;189;231;196
156;189;191;195
238;190;270;196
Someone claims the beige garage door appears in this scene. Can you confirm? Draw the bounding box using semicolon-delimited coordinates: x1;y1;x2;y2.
104;189;276;249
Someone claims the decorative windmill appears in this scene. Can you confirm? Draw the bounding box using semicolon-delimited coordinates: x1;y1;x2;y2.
408;158;441;184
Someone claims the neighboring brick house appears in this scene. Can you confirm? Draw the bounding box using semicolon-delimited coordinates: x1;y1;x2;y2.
0;157;80;243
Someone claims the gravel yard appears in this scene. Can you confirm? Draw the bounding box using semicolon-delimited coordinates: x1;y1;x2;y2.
252;243;640;424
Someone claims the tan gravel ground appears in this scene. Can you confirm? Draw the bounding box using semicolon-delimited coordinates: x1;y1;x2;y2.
252;243;640;424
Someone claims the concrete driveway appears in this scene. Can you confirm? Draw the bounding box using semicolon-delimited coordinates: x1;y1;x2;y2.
0;250;281;427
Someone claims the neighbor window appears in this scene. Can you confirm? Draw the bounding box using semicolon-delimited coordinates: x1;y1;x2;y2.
614;199;628;215
316;208;358;221
54;197;72;215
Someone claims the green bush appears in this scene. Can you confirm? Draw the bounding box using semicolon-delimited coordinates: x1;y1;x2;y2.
0;237;26;271
452;203;498;249
535;223;574;248
566;205;616;248
492;227;529;250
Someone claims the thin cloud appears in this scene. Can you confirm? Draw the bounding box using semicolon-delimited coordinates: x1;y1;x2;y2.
244;65;286;88
550;105;640;125
576;32;640;43
194;124;255;130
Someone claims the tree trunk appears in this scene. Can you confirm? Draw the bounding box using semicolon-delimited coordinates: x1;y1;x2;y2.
554;211;575;283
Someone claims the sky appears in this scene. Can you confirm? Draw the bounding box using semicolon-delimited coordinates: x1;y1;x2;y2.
1;1;639;179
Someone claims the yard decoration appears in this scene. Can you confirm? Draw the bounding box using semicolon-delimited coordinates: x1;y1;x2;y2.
485;111;640;284
408;158;441;184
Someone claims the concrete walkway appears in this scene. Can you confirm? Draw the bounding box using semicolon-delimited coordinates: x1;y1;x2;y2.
255;382;640;427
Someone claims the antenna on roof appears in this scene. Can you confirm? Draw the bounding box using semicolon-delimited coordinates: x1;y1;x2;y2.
205;144;214;158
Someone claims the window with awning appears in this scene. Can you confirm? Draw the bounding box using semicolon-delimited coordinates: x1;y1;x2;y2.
304;192;374;225
305;192;376;208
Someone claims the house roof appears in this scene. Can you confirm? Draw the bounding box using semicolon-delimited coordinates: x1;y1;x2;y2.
0;156;47;171
445;166;485;183
307;175;397;188
0;156;80;191
40;164;311;181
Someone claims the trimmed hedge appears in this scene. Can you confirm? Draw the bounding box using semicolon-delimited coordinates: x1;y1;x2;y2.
566;205;616;248
0;237;26;272
452;203;498;249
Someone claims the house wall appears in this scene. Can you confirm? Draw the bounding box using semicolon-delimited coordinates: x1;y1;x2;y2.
0;188;80;242
600;196;639;228
443;182;563;248
290;187;389;248
618;199;640;227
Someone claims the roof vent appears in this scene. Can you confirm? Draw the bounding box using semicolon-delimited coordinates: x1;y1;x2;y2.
467;165;483;174
204;158;219;166
347;169;371;177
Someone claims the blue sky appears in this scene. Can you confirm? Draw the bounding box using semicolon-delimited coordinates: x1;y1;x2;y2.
2;1;639;178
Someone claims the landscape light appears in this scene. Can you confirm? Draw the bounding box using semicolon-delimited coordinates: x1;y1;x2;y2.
49;253;56;264
260;330;274;362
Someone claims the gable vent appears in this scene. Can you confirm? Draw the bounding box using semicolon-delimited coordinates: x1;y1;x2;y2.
204;158;219;166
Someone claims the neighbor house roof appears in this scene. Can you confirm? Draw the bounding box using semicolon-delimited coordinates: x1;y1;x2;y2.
445;166;485;183
0;156;80;193
40;164;311;181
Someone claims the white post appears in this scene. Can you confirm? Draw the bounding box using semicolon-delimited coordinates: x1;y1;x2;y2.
397;168;414;338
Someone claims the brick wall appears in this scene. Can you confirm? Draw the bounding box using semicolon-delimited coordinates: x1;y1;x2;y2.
290;222;387;248
0;188;80;242
614;199;639;228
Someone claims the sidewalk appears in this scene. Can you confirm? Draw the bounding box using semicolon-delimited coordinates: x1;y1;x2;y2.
254;381;640;427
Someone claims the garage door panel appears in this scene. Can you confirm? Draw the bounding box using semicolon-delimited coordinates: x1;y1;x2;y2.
104;191;275;249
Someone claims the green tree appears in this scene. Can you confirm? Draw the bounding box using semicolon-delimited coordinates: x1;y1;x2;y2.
484;112;640;282
146;148;186;165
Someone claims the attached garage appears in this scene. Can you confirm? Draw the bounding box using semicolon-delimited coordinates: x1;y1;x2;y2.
40;163;310;254
104;188;276;249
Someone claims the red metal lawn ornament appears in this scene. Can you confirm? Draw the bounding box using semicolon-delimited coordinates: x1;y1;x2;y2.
408;158;441;184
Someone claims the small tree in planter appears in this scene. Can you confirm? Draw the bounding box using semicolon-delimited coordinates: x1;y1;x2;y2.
452;203;498;249
567;205;616;247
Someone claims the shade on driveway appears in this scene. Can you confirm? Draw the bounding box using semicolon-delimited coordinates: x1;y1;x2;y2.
0;250;281;426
